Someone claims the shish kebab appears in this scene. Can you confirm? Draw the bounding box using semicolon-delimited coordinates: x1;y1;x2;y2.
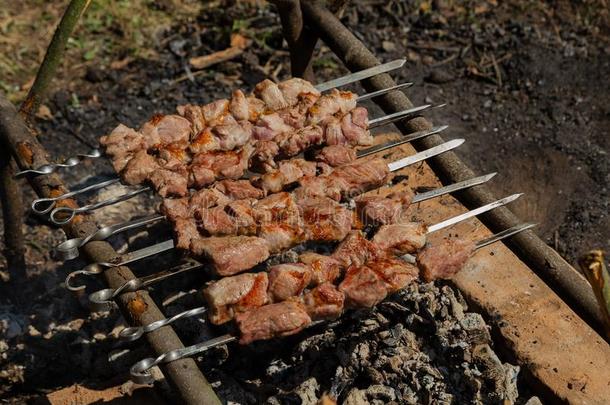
128;222;534;384
86;172;497;307
44;123;445;226
116;191;522;340
16;59;408;177
65;139;463;290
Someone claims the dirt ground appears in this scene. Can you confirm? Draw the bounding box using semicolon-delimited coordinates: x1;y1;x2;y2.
0;0;608;403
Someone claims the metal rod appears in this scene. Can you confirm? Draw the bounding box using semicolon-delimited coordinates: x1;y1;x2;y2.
357;125;448;158
300;0;605;335
356;82;412;101
314;58;406;91
14;148;101;177
31;177;119;215
412;173;497;204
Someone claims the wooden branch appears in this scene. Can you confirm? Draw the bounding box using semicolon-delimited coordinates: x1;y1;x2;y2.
19;0;92;121
0;147;25;279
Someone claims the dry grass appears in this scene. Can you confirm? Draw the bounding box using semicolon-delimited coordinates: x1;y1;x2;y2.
0;0;203;103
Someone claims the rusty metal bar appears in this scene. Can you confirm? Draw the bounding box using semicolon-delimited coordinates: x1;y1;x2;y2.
300;0;605;335
0;94;221;405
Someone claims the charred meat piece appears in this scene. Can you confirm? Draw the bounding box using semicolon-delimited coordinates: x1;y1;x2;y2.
300;197;352;242
372;222;427;255
120;150;160;185
268;263;312;302
332;231;383;269
259;223;305;253
341;107;373;145
173;217;202;250
176;104;206;136
149;169;188;197
355;189;414;226
100;124;145;160
307;89;357;125
299;252;342;285
201;99;229;125
214;180;265;200
276;125;324;157
140;114;191;148
213;115;252;150
235;301;312;345
255;79;289;110
339;264;387;308
332;158;390;198
314;144;357;167
190;235;270;276
278;78;320;106
367;257;419;293
203;272;269;325
255;159;317;194
301;282;345;320
417;238;476;282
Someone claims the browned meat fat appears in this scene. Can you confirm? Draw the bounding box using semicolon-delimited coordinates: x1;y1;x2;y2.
301;198;352;242
301;282;345;320
140;114;191;148
229;89;250;121
254;79;288;111
372;222;427;254
214;180;264;200
278;78;321;106
149;169;188;197
203;272;269;325
339;265;387;308
258;223;304;253
100;124;145;158
356;189;414;226
235;301;312;345
314;145;357;167
268;263;312;302
417;238;476;282
367;257;419;293
190;236;270;276
176;104;206;135
307;89;357;125
299;252;342;285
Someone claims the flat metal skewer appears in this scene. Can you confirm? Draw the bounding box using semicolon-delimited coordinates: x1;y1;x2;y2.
31;178;120;215
54;214;165;261
315;59;406;92
129;219;532;384
14;148;102;177
355;82;412;101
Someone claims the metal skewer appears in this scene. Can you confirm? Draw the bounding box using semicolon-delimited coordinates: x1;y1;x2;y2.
87;172;497;310
314;59;406;92
356;125;448;158
355;82;412;101
64;140;463;291
129;219;532;384
54;214;165;261
14;148;102;177
31;178;120;215
49;186;150;225
65;239;175;291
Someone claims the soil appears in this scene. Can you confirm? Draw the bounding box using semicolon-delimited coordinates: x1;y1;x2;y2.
0;0;608;403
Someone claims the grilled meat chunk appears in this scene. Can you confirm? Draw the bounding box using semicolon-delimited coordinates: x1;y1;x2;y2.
189;128;221;154
258;223;305;253
121;149;160;185
190;188;231;210
268;263;312;302
299;252;342;285
213;115;252;150
417;238;476;282
189;145;253;187
252;112;293;141
255;159;317;194
341;107;373;145
100;124;145;160
301;282;345;320
300;197;352;242
190;235;270;276
332;158;390;198
140;114;191;148
173;217;202;250
314;145;357;167
160;197;190;222
201;99;229;125
308;89;357;125
332;231;382;269
339;264;387;308
203;272;269;325
214;180;265;200
367;257;419;293
196;205;238;236
176;104;206;135
372;222;427;254
251;140;280;172
276;125;324;157
235;301;312;345
278;78;320;106
355;189;414;226
229;89;250;121
255;79;289;110
149;169;188;197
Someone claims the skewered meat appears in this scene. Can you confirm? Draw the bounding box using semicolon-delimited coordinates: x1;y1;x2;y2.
203;272;269;325
367;257;419;293
278;78;321;106
417;238;476;282
176;104;206;135
189;145;254;187
160;197;190;221
322;116;345;145
252;192;301;223
295;175;350;202
258;223;305;253
267;263;312;302
308;89;357;124
252;113;293;141
276;125;324;157
189;128;221;154
372;222;427;254
300;282;345;320
100;124;145;165
299;252;342;285
355;189;414;226
235;301;312;345
196;205;239;236
300;197;353;242
173;217;202;250
140;114;191;148
332;157;390;198
247;96;266;121
339;264;388;308
255;159;317;194
213;116;252;150
149;169;189;197
225;199;257;233
341;107;373;145
121;150;160;185
214;180;265;200
254;79;289;110
332;231;383;269
251;140;280;172
190;188;231;210
314;144;357;167
201;99;229;125
190;235;270;276
229;89;250;121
